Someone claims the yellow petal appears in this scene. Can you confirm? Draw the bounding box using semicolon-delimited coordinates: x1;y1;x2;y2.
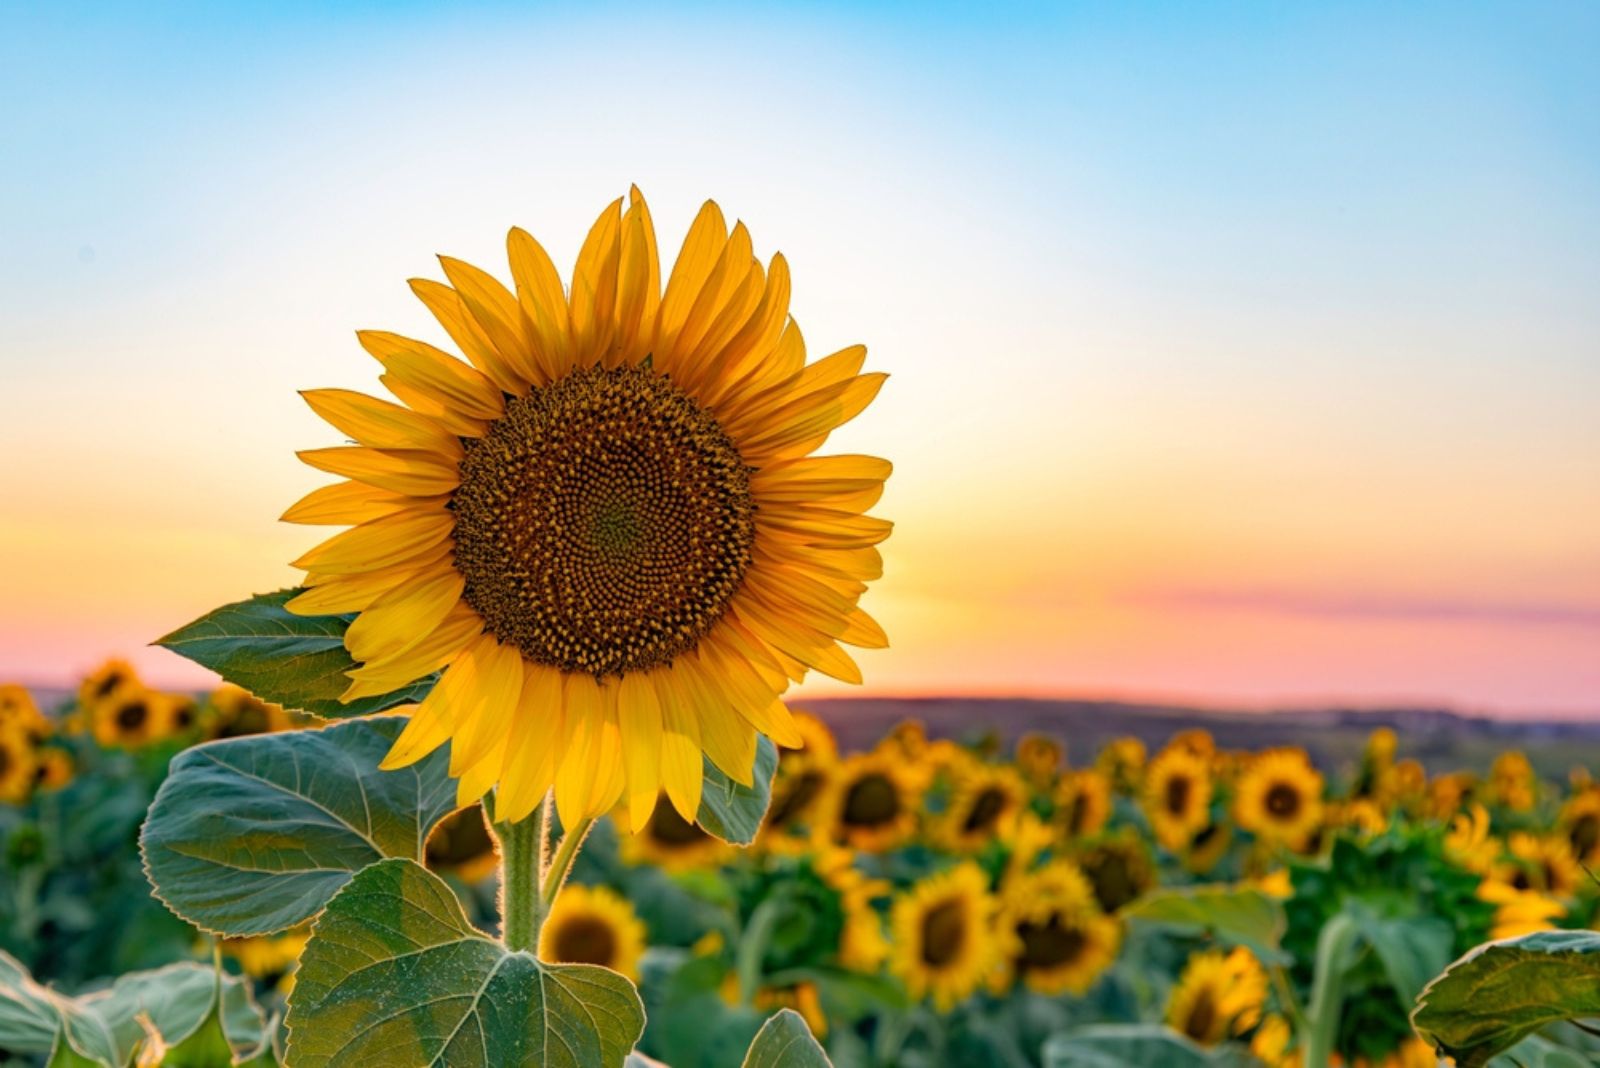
409;278;531;393
340;605;482;699
281;481;421;526
654;200;728;371
655;665;704;821
297;446;460;497
286;564;419;615
435;256;534;383
506;226;571;382
357;330;504;421
345;569;465;663
290;508;454;576
554;673;603;828
569;197;623;368
300;389;462;455
447;638;523;777
617;672;663;833
495;664;564;824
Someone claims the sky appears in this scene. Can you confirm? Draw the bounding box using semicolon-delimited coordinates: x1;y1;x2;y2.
2;2;1597;717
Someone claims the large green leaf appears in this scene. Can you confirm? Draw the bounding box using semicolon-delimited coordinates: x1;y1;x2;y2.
1413;930;1600;1067
1124;884;1288;964
742;1008;831;1068
141;716;459;936
0;951;267;1068
156;589;436;718
1357;911;1454;1008
286;858;645;1068
1041;1024;1255;1068
697;736;778;846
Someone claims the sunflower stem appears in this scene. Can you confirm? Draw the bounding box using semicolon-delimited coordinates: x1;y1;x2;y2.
495;795;549;953
541;815;596;908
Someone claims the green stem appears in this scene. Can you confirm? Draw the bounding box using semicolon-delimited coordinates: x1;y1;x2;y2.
495;795;549;952
541;815;596;908
1304;911;1362;1068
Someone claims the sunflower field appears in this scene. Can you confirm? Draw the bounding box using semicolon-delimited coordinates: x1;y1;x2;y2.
4;663;1600;1067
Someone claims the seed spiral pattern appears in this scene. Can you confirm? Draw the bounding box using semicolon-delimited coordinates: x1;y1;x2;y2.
451;364;756;676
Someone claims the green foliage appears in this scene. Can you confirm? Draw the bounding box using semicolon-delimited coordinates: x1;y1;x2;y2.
285;858;645;1068
140;716;459;936
697;737;779;847
1124;884;1288;964
1412;930;1600;1067
1041;1024;1255;1068
156;589;435;718
0;950;268;1067
742;1008;833;1068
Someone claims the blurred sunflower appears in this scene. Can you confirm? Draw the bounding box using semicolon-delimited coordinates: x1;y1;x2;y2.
1182;819;1232;875
1332;798;1389;837
223;929;310;991
286;189;891;832
207;685;293;739
889;862;996;1011
0;729;38;804
1054;769;1112;841
786;709;838;764
1168;728;1215;759
1014;732;1063;787
32;747;74;793
1234;748;1324;852
538;883;646;982
424;805;499;884
1493;832;1584;897
1095;736;1146;795
1250;1015;1299;1068
991;860;1119;996
817;751;921;853
1443;803;1498;874
1477;878;1565;940
813;846;891;972
758;709;839;852
155;695;200;740
0;685;49;743
1166;946;1267;1046
1074;831;1156;913
937;763;1027;852
92;689;165;749
1488;750;1536;811
77;659;141;716
1558;789;1600;864
1144;745;1213;852
620;794;730;872
744;981;828;1039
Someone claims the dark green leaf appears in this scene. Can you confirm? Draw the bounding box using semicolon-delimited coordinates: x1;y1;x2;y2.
1124;885;1288;964
156;589;435;718
1412;930;1600;1067
141;717;459;936
697;736;778;846
286;858;645;1068
742;1009;831;1068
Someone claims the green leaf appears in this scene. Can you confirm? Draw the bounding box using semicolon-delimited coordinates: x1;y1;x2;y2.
742;1009;831;1068
286;858;645;1068
1356;912;1454;1007
156;589;436;718
1041;1024;1255;1068
141;717;459;936
697;736;778;846
0;949;62;1057
1413;930;1600;1067
1124;884;1288;964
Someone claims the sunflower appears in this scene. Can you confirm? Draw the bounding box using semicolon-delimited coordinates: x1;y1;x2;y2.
1233;748;1324;852
1182;819;1232;875
153;695;200;741
1015;732;1063;787
77;659;141;716
538;883;647;982
751;982;828;1039
1073;831;1156;913
0;685;49;743
1559;789;1600;864
1166;946;1267;1046
813;846;891;972
223;929;310;989
32;748;74;793
1054;769;1112;841
1492;832;1584;897
424;805;499;884
1250;1014;1300;1068
0;729;37;804
1095;736;1146;795
286;190;891;831
936;763;1028;852
620;794;730;872
1168;728;1215;760
816;751;921;853
889;862;996;1011
1444;803;1498;874
787;709;838;764
1332;798;1389;837
758;709;839;852
91;689;166;749
1144;745;1213;852
1477;878;1565;940
991;860;1120;996
1488;751;1536;811
207;684;294;739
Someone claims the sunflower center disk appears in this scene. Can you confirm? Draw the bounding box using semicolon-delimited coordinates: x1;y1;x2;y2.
452;365;756;676
551;916;619;967
1018;914;1087;969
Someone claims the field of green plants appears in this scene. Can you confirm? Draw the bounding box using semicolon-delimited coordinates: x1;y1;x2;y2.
4;657;1600;1067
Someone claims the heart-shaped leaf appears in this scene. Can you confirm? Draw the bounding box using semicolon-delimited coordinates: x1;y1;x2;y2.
141;716;459;936
1412;930;1600;1067
1125;885;1288;964
286;858;645;1068
741;1008;831;1068
157;589;436;718
697;736;778;846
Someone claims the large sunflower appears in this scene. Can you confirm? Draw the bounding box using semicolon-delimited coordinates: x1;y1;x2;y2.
889;862;996;1011
1143;745;1213;852
285;190;890;831
816;751;922;853
538;884;647;982
1233;748;1324;852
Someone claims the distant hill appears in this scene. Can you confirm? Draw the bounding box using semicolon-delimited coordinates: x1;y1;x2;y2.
802;696;1600;782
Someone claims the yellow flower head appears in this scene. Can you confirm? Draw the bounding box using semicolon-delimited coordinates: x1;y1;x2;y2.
936;763;1028;853
207;684;294;739
1144;745;1214;852
32;747;74;793
1250;1014;1300;1068
619;794;730;873
91;688;167;749
1073;831;1157;914
0;729;38;804
1492;832;1584;898
1166;946;1268;1046
816;751;922;854
1559;788;1600;865
77;659;142;717
786;709;838;766
1096;736;1146;794
1444;803;1498;874
538;883;647;982
1488;750;1537;812
0;685;49;743
286;190;890;832
1477;877;1566;940
424;805;499;884
991;860;1120;996
1183;819;1234;875
1234;748;1324;852
223;930;310;982
1054;769;1112;841
1015;732;1064;785
889;862;997;1011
